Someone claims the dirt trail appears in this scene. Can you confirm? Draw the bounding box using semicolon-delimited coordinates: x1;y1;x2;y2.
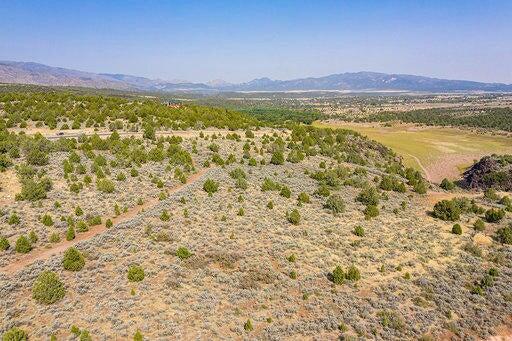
425;190;482;206
0;168;210;275
403;152;432;182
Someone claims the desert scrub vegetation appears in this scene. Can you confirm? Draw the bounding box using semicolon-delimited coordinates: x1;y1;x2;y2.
324;194;345;214
0;236;10;251
127;265;145;282
15;235;32;254
32;270;66;304
432;199;461;221
176;246;193;260
440;178;456;190
287;209;301;225
2;327;28;341
331;266;345;285
495;225;512;244
364;204;379;219
203;178;219;196
485;208;505;223
62;247;85;271
96;178;115;193
353;225;365;237
6;90;509;339
451;223;462;235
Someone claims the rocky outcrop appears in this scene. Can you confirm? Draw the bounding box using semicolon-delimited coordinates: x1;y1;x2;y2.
462;154;512;191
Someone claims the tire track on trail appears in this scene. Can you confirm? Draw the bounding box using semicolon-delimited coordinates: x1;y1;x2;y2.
404;152;432;182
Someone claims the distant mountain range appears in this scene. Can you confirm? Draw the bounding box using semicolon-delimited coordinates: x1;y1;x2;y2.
1;60;511;93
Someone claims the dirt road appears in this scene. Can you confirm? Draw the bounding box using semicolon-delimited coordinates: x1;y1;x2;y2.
0;167;211;275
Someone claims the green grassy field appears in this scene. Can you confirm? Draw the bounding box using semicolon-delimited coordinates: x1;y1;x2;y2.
314;121;512;182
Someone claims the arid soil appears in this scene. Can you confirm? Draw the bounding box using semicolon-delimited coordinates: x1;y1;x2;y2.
1;128;511;340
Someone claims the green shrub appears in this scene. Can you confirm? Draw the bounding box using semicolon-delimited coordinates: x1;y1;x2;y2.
76;221;88;232
245;129;255;138
500;196;512;211
377;310;405;331
331;266;344;285
440;178;456;191
75;206;83;216
8;213;20;225
314;184;330;197
324;195;345;214
379;176;406;192
463;242;482;257
286;150;304;163
261;178;280;191
32;271;66;304
160;210;170;221
495;226;512;244
70;325;80;336
235;177;248;190
279;186;291;198
41;214;54;226
133;330;143;341
106;219;113;228
270;151;284;165
297;192;310;204
432;200;460;221
473;219;485;231
267;201;274;209
2;327;28;341
485;208;505;223
49;233;61;243
413;181;427;194
96;178;115;193
345;265;361;281
79;330;92;341
176;246;192;260
229;168;247;180
356;187;380;206
353;225;365;237
127;265;145;282
87;216;102;226
244;319;253;332
287;209;301;225
26;149;49;166
364;205;379;219
66;226;76;241
208;143;219;152
62;247;85;271
484;188;499;201
203;179;219;196
487;268;499;277
17;177;52;201
452;224;462;235
0;154;13;172
28;230;38;244
0;236;10;251
15;236;32;253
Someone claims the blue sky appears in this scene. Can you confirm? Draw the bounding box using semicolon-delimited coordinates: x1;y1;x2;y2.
1;0;511;83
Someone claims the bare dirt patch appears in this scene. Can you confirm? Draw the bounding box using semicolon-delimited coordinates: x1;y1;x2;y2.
0;169;21;205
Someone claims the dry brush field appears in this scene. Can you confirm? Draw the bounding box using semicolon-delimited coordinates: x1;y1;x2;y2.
0;92;511;341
